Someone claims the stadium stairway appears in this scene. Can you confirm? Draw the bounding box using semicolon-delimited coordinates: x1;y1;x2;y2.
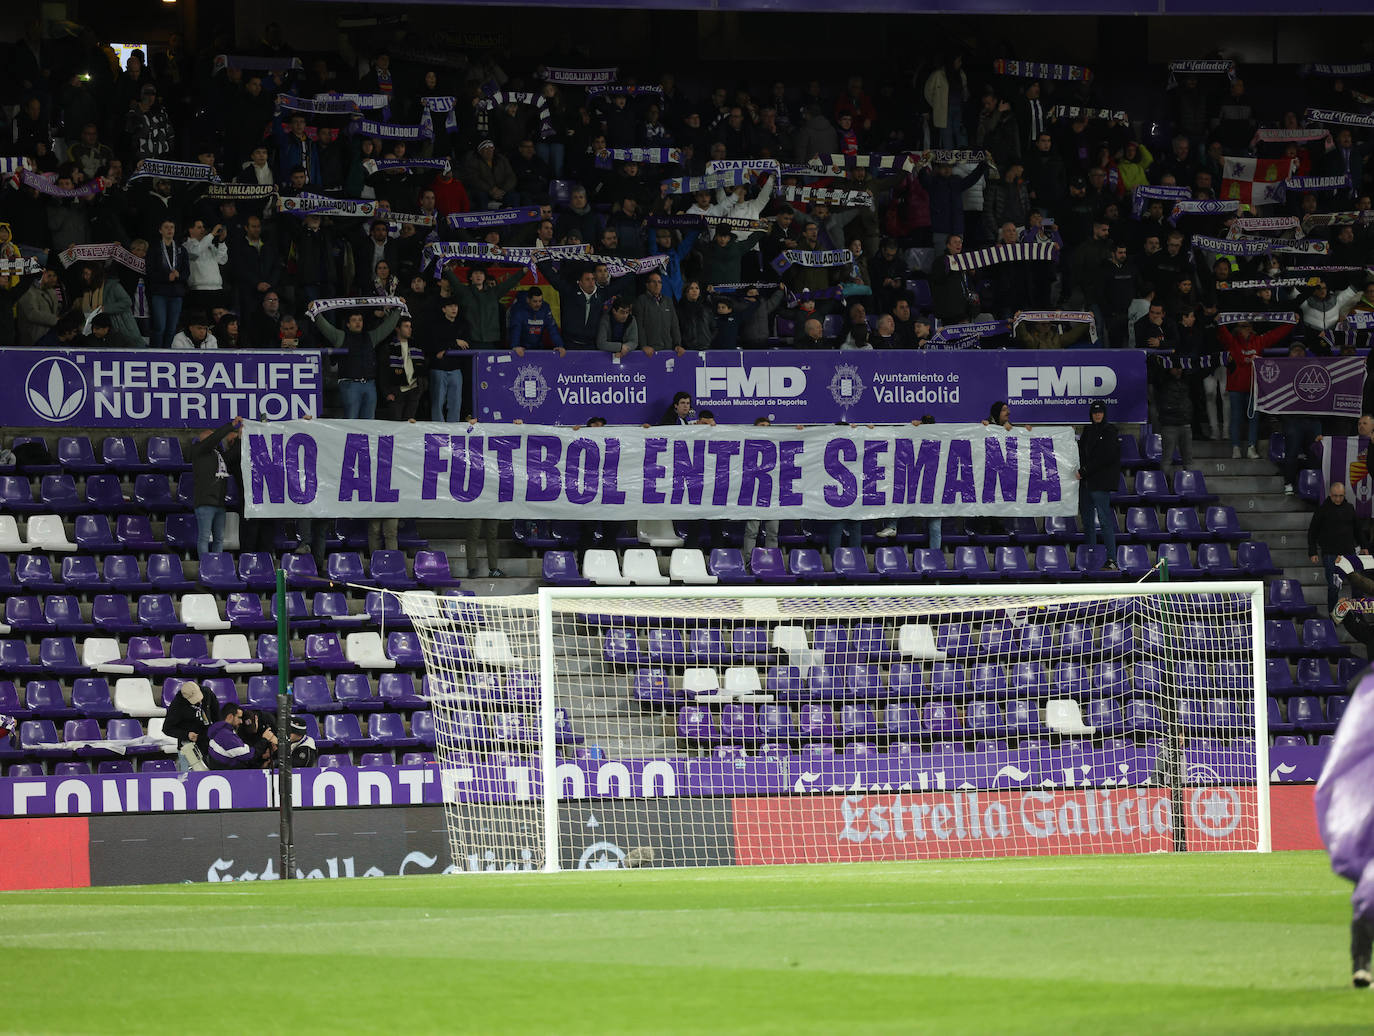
1189;440;1327;611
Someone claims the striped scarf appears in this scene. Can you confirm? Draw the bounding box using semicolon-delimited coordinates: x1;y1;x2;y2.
0;257;42;276
1285;174;1351;193
1228;216;1300;234
1012;310;1097;342
419;96;459;136
779;184;874;209
275;94;361;116
446;207;542;230
1226;277;1313;289
539;66;618;86
204;183;278;201
356;119;432;141
306;295;410;321
1149;350;1228;370
706;159;781;176
1051;105;1128;122
476;90;553;139
1251;127;1334;151
1215;311;1299;325
1132;184;1191;218
586;84;664;98
993;59;1092;82
128;160;218;183
18;170;105;198
945;241;1057;272
1303;63;1374;77
662;170;751;195
1302;212;1374;232
595;147;682;170
59;243;146;274
770;248;856;276
280;193;377;218
422;241;590;273
1170;199;1240;223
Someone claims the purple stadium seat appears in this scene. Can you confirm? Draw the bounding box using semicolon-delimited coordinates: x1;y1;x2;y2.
163;514;198;553
603;628;643;665
135;593;182;633
357;751;394;768
333;673;379;712
269;590;320;631
921;699;960;735
1289;695;1332;733
542;551;590;586
40;636;88;675
15;554;59;590
677;705;716;742
839;703;878;738
322;712;369;748
257;633;307;673
812;625;852;661
0;679;29;719
832;546;880;583
1303;618;1350;656
1043;515;1083;543
1340;657;1370;686
1074;545;1111;577
789;547;836;582
6;595;54;634
414;550;461;588
45;596;92;634
1156;543;1201;579
971;664;1010;699
364;591;413;628
994;546;1035;580
305;632;355;673
887;661;924;699
733;627;771;662
26;680;77;719
198;552;245;591
282;552;320;588
873;545;913;580
147;553;195;592
843;663;883;700
1268;699;1296;734
224;593;275;631
132;474;180;513
0;475;38;512
757;703;795;741
1197;543;1241;579
1009;662;1047;699
707;548;753;584
1124;699;1165;734
807;665;844;700
385;632;425;669
646;628;688;664
101;436;151;474
952;545;991;580
1204;506;1248;542
719;703;760;743
1085;698;1124;734
146;437;189;471
1236;541;1281;577
0;638;41;676
378;672;426;709
73;515;117;553
101;557;147;596
238;553;277;591
1033;545;1076;580
797;702;836;741
115;515;160;552
1114;543;1152;576
765;665;806;701
1121;433;1148;470
39;475;83;514
60;555;104;590
20;719;67;756
84;474;133;514
1297;658;1342;695
71;678;119;718
324;551;366;586
1163;507;1206;543
241;676;276;713
1267;579;1316;618
1266;658;1297;696
688;628;733;665
631;667;675;705
750;547;798;583
1174;470;1218;504
369;550;414;590
292;675;338;713
1109;473;1139;508
912;548;952;581
369;712;422;748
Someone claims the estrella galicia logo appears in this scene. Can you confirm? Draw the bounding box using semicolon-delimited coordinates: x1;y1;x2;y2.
513;364;550;411
828;363;865;407
25;356;87;422
1293;364;1331;403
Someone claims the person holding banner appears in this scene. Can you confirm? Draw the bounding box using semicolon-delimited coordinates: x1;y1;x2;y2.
310;303;403;420
443;264;526;349
1220;319;1293;459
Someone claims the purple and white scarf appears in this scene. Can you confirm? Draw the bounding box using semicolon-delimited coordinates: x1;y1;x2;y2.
275;94;362;117
1170;199;1239;222
779;184;874;209
586;84;664;98
0;257;42;276
323;92;389;111
1305;108;1374;129
18;169;105;198
663;170;752;195
1012;309;1097;342
307;296;410;322
476;90;553;139
446;207;543;230
1051;105;1128;122
419;96;459;136
1303;63;1374;78
1251;127;1335;151
1225;277;1314;290
1191;233;1277;256
1168;59;1238;87
355;119;432;142
928;319;1010;348
810;153;918;173
993;59;1091;82
128;159;219;183
1302;211;1374;232
771;248;856;276
1229;216;1300;234
595;147;682;170
364;157;452;177
706;159;781;177
1215;311;1299;325
583;253;671;277
59;243;146;274
280;193;377;218
203;183;279;201
1284;174;1353;193
539;66;618;86
423;240;590;272
946;241;1058;272
1132;184;1191;218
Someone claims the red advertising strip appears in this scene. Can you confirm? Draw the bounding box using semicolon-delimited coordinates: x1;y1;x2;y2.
0;817;90;890
1271;784;1322;851
733;787;1264;865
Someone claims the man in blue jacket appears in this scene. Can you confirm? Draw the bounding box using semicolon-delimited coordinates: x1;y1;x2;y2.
207;704;274;769
508;288;566;356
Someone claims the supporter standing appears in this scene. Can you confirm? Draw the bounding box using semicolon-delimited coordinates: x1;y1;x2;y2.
1076;400;1120;571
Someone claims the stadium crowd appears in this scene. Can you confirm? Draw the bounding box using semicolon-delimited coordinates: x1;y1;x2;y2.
0;26;1371;453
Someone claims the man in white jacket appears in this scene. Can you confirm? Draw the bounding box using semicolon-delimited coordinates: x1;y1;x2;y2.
170;312;219;350
1301;279;1360;335
184;218;229;315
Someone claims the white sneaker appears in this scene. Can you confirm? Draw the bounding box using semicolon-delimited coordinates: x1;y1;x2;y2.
876;525;897;538
1284;483;1295;496
1247;445;1261;460
1353;967;1371;988
1231;447;1242;459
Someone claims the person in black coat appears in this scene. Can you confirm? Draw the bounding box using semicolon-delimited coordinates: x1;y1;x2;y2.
161;680;220;771
1077;399;1121;570
186;418;243;557
1310;482;1369;613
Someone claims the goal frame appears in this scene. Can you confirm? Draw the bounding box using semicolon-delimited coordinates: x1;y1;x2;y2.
532;580;1270;871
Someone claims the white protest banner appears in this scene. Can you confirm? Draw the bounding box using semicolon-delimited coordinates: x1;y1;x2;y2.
241;421;1080;521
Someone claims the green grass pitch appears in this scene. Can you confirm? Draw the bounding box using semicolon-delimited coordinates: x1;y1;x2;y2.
2;851;1369;1034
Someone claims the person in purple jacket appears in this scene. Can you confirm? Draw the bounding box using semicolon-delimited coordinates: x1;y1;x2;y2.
206;704;274;769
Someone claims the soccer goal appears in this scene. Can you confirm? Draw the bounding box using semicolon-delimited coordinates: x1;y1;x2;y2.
399;582;1269;872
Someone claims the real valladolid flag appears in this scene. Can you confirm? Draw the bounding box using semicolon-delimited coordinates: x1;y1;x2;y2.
1322;436;1374;518
1221;156;1297;206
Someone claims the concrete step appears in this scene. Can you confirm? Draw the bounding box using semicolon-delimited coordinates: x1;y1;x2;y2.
1206;475;1287;495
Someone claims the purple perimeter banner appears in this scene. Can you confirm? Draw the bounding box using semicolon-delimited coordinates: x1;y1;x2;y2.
0;742;1298;818
475;349;1145;426
1254;355;1367;417
0;348;322;429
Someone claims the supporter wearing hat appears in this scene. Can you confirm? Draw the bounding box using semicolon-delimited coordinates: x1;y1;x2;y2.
1077;399;1120;571
460;138;518;210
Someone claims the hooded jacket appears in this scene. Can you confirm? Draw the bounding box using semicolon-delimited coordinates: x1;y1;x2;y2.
1077;405;1122;493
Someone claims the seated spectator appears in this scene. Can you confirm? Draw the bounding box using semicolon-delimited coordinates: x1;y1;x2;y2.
16;268;62;346
170;311;218;350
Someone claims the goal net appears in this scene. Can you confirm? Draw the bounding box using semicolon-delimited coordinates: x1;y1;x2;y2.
399;582;1269;872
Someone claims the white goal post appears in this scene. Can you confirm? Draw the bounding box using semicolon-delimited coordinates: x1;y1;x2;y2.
399;581;1269;872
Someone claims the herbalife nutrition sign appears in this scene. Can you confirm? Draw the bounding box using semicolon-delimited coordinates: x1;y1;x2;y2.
4;348;322;428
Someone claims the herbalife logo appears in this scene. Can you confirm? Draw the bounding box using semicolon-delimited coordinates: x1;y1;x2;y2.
25;357;87;422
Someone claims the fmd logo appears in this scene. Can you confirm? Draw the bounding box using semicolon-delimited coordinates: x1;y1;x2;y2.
696;365;806;398
1006;365;1116;398
25;356;87;422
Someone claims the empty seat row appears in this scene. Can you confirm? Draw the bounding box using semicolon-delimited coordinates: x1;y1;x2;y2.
1268;695;1349;734
0;473;211;515
1;434;188;474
